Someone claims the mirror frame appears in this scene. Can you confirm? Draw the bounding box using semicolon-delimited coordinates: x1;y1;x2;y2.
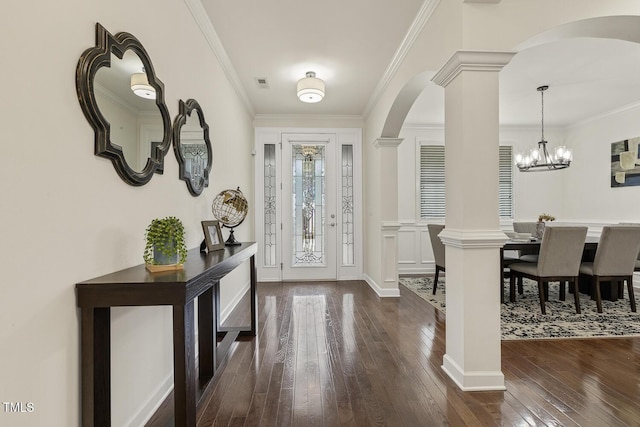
173;99;213;196
76;23;172;186
172;99;213;196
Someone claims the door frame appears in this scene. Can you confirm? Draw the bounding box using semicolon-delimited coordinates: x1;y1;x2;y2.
254;127;363;282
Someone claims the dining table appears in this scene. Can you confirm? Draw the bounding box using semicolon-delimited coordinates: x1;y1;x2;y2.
500;236;602;303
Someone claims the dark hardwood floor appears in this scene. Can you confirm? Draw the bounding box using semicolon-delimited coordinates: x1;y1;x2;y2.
148;280;640;426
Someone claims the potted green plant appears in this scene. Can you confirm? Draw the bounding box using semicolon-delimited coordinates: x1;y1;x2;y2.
143;216;188;270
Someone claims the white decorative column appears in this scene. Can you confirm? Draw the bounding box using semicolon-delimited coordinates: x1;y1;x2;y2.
432;50;515;391
374;137;403;297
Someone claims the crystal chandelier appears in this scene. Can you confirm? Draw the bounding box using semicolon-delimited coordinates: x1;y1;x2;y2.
515;85;572;172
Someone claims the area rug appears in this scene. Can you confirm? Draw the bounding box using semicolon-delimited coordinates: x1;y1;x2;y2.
400;276;640;340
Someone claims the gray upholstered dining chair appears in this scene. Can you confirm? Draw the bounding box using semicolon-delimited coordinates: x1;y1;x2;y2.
509;226;588;314
427;224;445;295
619;223;640;272
513;221;539;263
579;225;640;313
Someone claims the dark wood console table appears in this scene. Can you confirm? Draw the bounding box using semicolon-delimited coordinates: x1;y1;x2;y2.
76;242;257;427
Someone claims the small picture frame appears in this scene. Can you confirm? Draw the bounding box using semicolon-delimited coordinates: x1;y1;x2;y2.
201;220;225;251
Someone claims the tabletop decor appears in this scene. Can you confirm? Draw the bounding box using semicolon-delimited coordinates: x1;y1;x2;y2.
201;220;225;252
143;216;187;271
535;212;555;239
211;187;248;246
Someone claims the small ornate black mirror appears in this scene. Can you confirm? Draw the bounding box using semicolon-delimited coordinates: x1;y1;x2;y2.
172;99;213;196
76;23;172;186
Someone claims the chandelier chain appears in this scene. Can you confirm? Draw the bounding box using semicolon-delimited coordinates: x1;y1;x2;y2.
540;88;544;141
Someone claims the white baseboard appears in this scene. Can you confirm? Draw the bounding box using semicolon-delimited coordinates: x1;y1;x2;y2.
219;280;251;324
127;373;173;427
363;274;400;297
442;355;506;391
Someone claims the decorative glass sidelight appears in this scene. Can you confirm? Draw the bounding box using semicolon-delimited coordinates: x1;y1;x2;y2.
342;145;354;265
263;144;277;266
292;144;325;265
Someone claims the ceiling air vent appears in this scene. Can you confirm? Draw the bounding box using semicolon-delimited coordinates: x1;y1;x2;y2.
255;77;269;89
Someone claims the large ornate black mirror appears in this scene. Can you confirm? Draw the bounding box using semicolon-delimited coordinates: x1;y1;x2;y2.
173;99;213;196
76;23;171;186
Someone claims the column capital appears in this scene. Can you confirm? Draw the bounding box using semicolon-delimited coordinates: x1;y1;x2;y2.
432;50;516;88
373;137;403;149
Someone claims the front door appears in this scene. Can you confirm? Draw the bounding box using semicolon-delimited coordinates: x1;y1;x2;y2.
281;133;337;280
255;127;361;282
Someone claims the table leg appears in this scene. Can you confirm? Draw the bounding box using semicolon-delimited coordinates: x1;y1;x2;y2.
198;287;215;384
214;280;221;333
250;254;257;336
173;302;196;427
81;307;110;427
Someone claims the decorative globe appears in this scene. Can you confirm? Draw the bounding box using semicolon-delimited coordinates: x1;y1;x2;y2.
211;187;248;245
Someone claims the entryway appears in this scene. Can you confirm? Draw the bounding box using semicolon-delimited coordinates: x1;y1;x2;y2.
254;127;362;282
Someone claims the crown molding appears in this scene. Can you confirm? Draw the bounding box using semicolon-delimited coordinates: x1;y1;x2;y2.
362;0;441;119
185;0;255;117
567;99;640;131
252;114;364;128
252;113;363;121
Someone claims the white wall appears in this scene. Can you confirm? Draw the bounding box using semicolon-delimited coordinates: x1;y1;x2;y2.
0;1;254;426
564;103;640;223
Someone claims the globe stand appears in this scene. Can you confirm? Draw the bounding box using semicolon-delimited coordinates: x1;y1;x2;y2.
212;187;248;247
224;226;241;246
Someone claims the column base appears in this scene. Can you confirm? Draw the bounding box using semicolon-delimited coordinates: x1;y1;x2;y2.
442;354;506;391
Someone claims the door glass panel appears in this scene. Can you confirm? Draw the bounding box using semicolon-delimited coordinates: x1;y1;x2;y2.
263;144;277;266
292;144;325;266
342;145;354;265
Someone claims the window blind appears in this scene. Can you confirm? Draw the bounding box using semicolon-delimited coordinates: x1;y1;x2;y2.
419;145;445;218
498;146;513;219
419;145;513;219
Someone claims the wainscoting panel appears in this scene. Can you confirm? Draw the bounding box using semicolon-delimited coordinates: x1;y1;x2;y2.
398;229;417;265
398;222;435;275
420;228;432;265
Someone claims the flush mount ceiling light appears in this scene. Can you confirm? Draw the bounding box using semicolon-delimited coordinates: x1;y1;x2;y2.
130;71;156;99
515;85;572;172
297;71;325;103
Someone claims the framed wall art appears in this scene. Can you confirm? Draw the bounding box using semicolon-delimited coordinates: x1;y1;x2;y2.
611;137;640;187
